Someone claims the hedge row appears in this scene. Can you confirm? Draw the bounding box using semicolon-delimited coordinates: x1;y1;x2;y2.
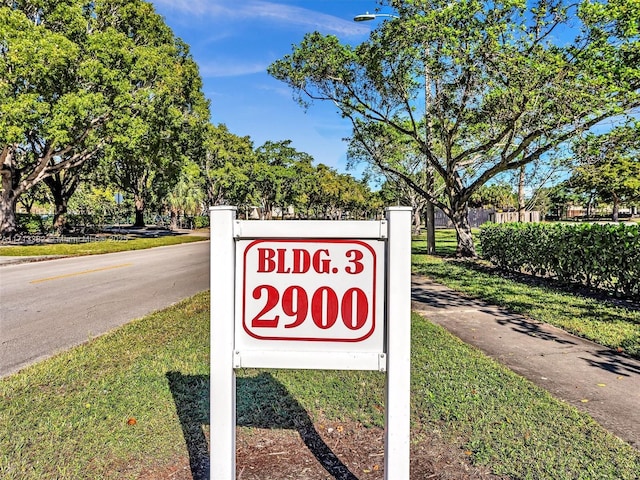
478;222;640;299
15;213;210;234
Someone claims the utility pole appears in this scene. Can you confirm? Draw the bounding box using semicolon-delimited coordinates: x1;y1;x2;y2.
424;47;436;254
518;165;526;222
355;10;437;254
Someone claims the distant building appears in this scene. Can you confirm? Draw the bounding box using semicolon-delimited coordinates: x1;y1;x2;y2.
434;208;540;228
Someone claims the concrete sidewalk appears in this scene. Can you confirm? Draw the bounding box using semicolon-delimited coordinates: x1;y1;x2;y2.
411;275;640;450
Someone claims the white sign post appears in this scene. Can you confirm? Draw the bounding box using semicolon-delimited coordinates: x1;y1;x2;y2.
210;206;411;479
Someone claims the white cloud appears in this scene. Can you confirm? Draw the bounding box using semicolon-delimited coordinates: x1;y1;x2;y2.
255;82;295;98
242;1;369;37
152;0;369;37
198;59;270;78
151;0;230;17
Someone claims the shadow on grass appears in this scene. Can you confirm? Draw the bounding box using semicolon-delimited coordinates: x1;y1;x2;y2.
580;350;640;378
238;372;358;479
166;371;357;480
166;372;210;480
453;259;640;312
412;240;458;258
411;277;578;347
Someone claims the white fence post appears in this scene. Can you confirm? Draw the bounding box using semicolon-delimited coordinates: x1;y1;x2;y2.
210;206;237;480
384;206;412;479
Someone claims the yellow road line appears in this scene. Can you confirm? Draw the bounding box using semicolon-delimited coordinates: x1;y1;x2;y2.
30;263;133;284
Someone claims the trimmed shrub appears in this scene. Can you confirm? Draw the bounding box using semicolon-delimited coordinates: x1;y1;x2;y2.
16;214;53;234
479;222;640;299
193;215;210;229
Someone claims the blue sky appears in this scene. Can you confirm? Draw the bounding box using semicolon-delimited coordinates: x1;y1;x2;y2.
150;0;386;175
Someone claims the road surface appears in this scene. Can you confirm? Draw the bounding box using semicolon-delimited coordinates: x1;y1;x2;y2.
0;241;210;378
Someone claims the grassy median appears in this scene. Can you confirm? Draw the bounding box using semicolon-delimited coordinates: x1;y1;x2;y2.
0;234;206;257
1;289;639;479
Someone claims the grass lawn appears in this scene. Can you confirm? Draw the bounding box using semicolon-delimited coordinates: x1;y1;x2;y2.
1;290;639;479
0;234;207;257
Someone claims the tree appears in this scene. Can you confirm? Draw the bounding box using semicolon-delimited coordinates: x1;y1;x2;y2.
569;123;640;221
337;174;375;219
248;141;314;219
98;11;209;227
295;163;337;218
309;164;347;219
287;155;318;217
17;181;50;215
166;159;205;230
348;121;444;240
203;123;255;209
268;0;640;257
469;183;517;210
0;0;208;234
1;4;103;235
379;176;429;232
67;183;120;231
530;181;582;219
43;166;83;232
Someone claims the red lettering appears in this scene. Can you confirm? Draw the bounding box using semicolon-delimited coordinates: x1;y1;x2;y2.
345;249;365;274
341;288;368;329
276;249;291;273
257;248;276;273
282;285;308;328
251;285;280;327
257;247;335;274
312;249;331;274
311;286;338;328
292;249;311;273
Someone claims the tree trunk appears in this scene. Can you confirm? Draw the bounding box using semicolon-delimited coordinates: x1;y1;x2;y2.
451;207;477;258
612;193;619;222
134;195;145;227
47;184;68;233
44;172;81;234
518;165;526;222
170;208;178;230
0;192;18;237
52;201;68;233
413;209;422;235
425;201;436;254
586;194;595;218
1;146;19;237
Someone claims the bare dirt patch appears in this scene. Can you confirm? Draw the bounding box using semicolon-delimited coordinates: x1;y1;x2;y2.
139;419;505;479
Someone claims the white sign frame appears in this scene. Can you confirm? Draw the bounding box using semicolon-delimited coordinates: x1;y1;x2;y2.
210;206;412;480
235;236;385;370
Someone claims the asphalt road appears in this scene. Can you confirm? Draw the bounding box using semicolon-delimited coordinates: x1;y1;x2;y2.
0;240;210;378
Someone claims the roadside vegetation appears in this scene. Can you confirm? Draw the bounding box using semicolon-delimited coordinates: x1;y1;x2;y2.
413;230;640;358
3;1;638;260
2;233;640;479
0;234;207;258
479;222;640;300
